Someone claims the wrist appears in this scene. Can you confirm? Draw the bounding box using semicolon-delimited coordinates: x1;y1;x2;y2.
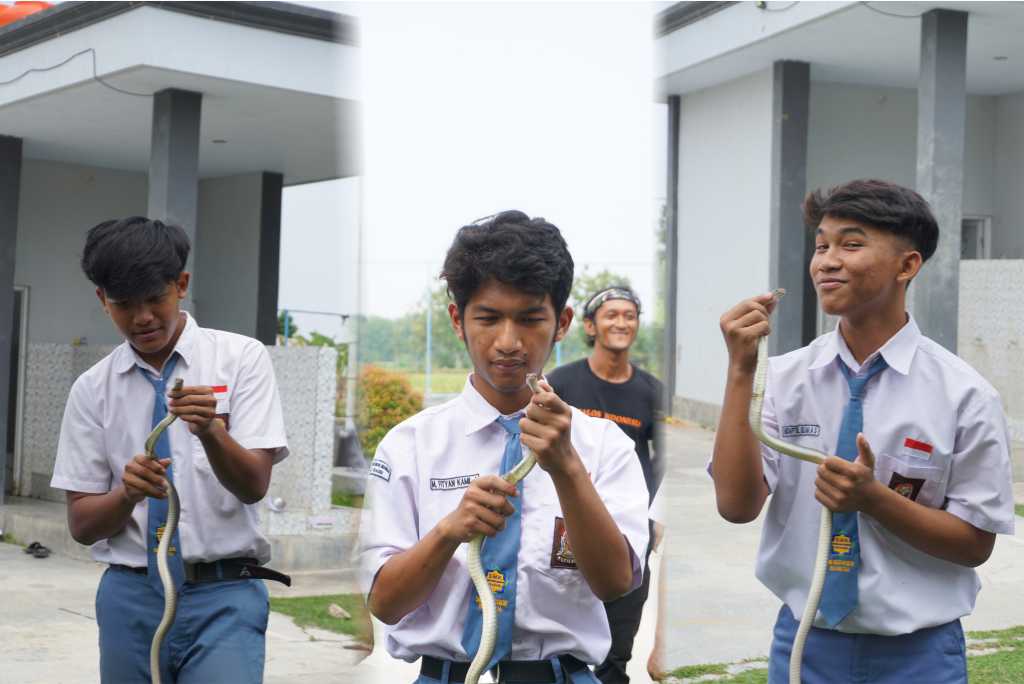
196;417;226;444
860;480;890;518
548;450;587;487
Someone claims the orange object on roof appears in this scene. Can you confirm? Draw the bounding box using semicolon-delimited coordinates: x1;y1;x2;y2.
0;2;51;29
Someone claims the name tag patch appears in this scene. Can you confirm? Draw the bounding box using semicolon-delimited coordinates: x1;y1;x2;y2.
782;424;820;438
368;459;392;482
430;473;478;490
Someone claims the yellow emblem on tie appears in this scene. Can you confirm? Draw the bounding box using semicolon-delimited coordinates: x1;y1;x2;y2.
831;533;852;555
153;525;177;556
486;570;506;594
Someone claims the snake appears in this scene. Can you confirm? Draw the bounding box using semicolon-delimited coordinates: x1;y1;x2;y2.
145;377;184;684
464;372;543;684
748;289;831;684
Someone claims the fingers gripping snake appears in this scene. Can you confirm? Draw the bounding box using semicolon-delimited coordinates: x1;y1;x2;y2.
749;289;831;684
464;373;543;684
145;377;184;684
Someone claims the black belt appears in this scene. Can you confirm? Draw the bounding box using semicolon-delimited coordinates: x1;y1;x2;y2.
421;655;589;683
111;557;292;586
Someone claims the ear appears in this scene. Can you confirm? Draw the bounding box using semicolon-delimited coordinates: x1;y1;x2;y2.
176;272;191;299
448;302;465;342
582;316;597;339
95;287;109;313
555;306;574;343
895;249;923;287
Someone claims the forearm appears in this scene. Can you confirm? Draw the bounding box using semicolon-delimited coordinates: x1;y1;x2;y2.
551;457;633;600
197;421;272;504
368;525;461;625
711;369;770;523
66;488;137;546
863;483;995;567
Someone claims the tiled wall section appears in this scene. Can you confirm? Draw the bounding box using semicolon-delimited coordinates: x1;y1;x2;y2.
18;344;349;537
959;260;1024;441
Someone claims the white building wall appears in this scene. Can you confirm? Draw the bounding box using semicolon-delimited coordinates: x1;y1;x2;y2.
15;160;148;346
675;69;773;411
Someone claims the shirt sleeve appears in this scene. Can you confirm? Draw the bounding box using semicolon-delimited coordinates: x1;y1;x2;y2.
943;390;1016;535
228;342;289;463
50;376;112;494
357;426;420;598
593;419;650;592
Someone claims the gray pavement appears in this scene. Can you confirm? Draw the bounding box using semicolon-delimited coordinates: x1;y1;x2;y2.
0;542;366;684
659;420;1024;672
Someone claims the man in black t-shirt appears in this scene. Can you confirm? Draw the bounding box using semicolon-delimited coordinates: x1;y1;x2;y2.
548;285;663;684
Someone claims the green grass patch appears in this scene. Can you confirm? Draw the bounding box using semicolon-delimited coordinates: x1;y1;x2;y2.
1014;503;1024;518
402;369;470;395
0;532;23;546
269;593;370;644
663;626;1024;683
331;492;364;508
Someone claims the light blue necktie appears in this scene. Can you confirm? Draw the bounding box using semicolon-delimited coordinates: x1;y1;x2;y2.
461;415;524;668
137;355;186;594
818;354;887;627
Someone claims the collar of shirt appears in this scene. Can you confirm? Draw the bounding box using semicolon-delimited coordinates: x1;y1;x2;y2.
458;374;528;436
807;314;920;376
110;311;198;376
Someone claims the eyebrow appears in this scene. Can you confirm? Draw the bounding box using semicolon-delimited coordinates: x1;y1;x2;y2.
473;304;548;315
816;226;868;237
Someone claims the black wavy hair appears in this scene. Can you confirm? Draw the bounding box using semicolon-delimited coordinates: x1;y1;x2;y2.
803;179;939;261
440;210;574;316
81;216;190;301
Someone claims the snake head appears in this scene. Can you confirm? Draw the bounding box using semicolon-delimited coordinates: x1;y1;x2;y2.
525;373;541;394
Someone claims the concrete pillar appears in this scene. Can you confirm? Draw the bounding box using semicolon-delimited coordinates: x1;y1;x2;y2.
256;172;283;345
148;89;202;312
768;60;811;355
665;95;680;413
0;136;21;505
913;9;968;352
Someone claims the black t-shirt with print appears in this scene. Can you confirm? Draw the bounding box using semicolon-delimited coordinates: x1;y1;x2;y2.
547;358;663;503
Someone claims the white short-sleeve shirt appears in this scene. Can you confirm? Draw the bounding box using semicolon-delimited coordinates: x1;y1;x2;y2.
746;315;1014;635
358;376;650;664
51;312;289;566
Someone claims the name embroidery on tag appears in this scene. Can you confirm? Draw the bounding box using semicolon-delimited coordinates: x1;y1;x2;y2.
782;424;821;437
368;459;392;482
429;474;478;490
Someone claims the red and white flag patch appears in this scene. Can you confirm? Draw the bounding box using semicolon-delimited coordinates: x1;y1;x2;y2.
904;437;933;455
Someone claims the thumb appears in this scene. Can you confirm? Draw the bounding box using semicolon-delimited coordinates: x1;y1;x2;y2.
855;433;875;470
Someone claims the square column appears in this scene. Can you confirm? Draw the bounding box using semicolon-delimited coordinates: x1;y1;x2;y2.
913;9;968;351
0;136;21;504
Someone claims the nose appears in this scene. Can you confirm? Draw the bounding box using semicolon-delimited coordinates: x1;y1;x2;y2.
494;319;522;354
815;245;842;271
132;303;155;328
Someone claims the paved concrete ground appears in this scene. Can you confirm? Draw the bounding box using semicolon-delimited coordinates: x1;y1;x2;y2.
0;542;366;683
659;420;1024;672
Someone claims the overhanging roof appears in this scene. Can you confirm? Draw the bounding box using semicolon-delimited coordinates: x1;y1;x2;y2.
0;2;361;184
657;1;1024;98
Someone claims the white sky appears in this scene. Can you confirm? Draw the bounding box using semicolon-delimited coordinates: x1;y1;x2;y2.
281;2;666;332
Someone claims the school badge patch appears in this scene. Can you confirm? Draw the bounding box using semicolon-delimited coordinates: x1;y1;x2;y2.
368;459;392;482
888;472;925;501
828;532;855;573
549;516;577;569
473;569;509;612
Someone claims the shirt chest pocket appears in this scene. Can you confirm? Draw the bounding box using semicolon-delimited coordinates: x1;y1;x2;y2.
875;450;950;509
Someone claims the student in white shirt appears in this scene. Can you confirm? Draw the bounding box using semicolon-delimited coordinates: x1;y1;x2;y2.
714;179;1014;683
51;217;290;683
359;210;649;684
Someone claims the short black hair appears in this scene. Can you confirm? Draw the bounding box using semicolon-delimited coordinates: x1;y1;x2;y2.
81;217;190;300
803;179;939;261
440;210;574;316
